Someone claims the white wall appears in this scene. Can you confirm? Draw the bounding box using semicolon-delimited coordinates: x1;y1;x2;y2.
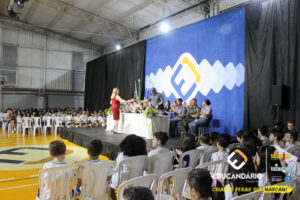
0;19;102;110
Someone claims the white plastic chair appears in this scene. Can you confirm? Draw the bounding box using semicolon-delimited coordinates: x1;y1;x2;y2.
148;152;176;175
199;147;218;164
231;190;263;200
54;117;63;135
182;160;228;199
32;117;42;136
196;160;228;174
178;149;204;168
117;174;159;200
38;164;79;200
43;116;54;135
77;161;115;200
112;155;148;189
22;117;32;137
156;167;192;200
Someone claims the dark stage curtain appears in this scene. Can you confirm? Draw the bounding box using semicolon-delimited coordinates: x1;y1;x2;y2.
84;40;146;111
105;40;146;109
84;56;107;111
244;0;300;130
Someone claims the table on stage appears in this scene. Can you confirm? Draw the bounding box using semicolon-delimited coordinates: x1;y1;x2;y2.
106;113;170;139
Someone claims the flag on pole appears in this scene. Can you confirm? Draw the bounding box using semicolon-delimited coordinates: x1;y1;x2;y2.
137;79;141;100
134;80;137;99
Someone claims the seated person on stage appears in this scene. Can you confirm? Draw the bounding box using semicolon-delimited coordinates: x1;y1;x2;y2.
123;187;154;200
188;99;212;136
37;140;67;200
197;133;213;151
76;139;107;195
142;88;164;110
257;126;270;145
178;98;200;136
130;100;141;113
148;131;170;157
210;133;230;162
163;100;171;115
169;98;186;137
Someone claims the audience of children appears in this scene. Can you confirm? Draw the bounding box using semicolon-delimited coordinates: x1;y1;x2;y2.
2;108;107;132
37;119;300;200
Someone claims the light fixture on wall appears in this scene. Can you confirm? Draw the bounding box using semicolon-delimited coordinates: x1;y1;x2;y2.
115;44;122;50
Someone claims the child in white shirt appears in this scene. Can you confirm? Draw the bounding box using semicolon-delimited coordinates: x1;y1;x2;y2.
269;129;284;148
285;131;297;150
148;131;171;157
197;133;213;151
37;140;68;200
211;133;231;162
76;139;107;196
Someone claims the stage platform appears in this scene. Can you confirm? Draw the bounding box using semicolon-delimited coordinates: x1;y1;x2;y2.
60;127;183;160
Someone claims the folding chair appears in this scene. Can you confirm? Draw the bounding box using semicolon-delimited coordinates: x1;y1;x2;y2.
38;164;79;200
156;167;192;200
117;174;158;200
77;161;115;200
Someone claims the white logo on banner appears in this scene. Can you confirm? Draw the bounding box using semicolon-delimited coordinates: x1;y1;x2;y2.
145;53;244;101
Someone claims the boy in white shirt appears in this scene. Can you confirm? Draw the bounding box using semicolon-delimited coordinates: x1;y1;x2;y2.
269;129;284;148
285;131;298;150
37;140;67;200
197;133;213;151
76;139;107;195
148;131;171;157
258;126;270;145
211;134;231;162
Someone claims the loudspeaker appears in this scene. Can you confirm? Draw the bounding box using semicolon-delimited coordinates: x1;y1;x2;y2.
271;85;284;106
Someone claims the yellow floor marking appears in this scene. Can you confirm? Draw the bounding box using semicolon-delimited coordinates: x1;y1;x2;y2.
0;178;14;182
0;183;39;191
0;129;110;200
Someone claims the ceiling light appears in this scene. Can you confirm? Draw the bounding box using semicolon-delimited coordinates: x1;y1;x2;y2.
160;22;170;33
116;44;121;50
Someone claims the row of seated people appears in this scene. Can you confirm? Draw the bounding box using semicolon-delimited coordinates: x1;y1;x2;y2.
119;97;212;138
1;108;107;133
38;127;300;200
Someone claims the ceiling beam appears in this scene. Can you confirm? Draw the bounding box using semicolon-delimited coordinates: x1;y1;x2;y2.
34;0;137;39
46;0;80;28
23;0;40;22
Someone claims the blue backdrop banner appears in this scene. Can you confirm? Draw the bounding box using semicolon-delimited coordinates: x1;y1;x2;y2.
145;8;245;136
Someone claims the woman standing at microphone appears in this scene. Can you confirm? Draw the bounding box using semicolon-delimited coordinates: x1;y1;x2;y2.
111;88;132;133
